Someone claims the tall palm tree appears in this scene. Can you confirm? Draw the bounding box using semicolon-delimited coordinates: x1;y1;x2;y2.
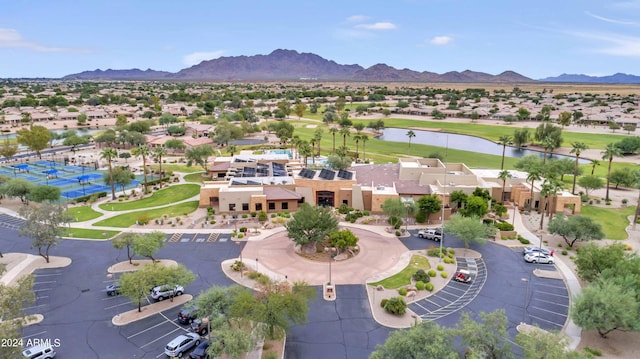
360;134;369;163
299;140;313;167
313;128;323;158
569;142;588;194
526;169;541;211
590;159;600;175
601;143;623;202
497;135;513;170
131;145;151;193
329;127;339;152
310;138;317;165
153;146;168;188
547;178;565;222
100;147;118;200
539;180;554;230
353;135;361;160
340;126;351;148
541;137;556;165
498;169;512;203
227;144;237;157
406;130;416;155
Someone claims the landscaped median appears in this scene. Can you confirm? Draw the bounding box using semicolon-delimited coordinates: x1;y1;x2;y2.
98;184;200;211
92;201;199;228
64;228;120;240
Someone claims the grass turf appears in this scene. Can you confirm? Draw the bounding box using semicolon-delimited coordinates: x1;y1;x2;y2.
64;228;120;240
92;201;199;228
183;172;207;183
68;206;103;222
98;184;200;211
368;255;431;289
580;205;635;240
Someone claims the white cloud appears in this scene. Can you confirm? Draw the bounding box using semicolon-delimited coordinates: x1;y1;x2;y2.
585;11;640;26
570;31;640;56
429;36;453;45
182;50;226;66
355;22;397;30
0;28;73;52
346;15;369;23
612;0;640;9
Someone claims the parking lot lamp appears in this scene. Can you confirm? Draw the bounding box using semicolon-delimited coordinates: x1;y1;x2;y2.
236;241;243;278
521;277;529;323
512;203;518;226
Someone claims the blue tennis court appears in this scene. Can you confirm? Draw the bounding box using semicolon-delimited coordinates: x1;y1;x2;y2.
62;184;110;199
16;174;40;181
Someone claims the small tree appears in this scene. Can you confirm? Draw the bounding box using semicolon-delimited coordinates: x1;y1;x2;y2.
1;178;35;203
285;203;338;246
516;328;588;359
328;229;359;254
445;214;495;253
370;321;458;359
119;266;154;312
547;214;604;248
416;194;442;219
27;185;61;203
456;310;514;359
459;195;488;218
19;202;72;263
132;232;165;262
574;243;629;282
578;175;604;196
113;232;138;264
0;272;35;359
185;145;215;171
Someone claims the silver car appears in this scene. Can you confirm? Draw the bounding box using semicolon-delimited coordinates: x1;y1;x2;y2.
522;246;550;256
164;332;200;358
151;285;184;301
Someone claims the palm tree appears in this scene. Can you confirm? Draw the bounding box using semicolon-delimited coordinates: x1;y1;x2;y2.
526;169;542;211
360;134;369;163
498;169;512;203
497;135;513;170
299;140;313;167
227;144;237;157
547;179;565;222
539;180;554;230
309;138;317;165
100;147;118;200
313;128;323;157
153;146;168;188
329;127;339;152
590;159;600;175
541;136;556;164
601;143;623;202
569;142;588;194
340;126;351;148
131;145;151;193
406;130;416;155
353;135;362;161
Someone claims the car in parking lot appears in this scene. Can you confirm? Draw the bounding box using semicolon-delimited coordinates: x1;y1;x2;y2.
178;305;199;325
164;332;200;358
106;282;121;296
453;269;473;283
22;343;56;359
189;339;211;359
190;318;209;336
522;246;550;256
417;228;442;241
524;252;555;264
151;284;184;301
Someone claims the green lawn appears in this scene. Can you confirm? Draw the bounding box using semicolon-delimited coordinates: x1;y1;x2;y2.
149;164;206;173
183;172;208;183
68;206;103;222
98;184;200;211
64;228;120;240
580;205;635;240
368;255;431;289
93;201;199;228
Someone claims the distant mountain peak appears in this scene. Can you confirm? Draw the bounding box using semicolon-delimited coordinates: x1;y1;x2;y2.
541;73;640;84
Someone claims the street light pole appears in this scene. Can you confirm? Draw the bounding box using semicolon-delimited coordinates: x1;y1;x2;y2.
521;277;529;323
512;203;518;226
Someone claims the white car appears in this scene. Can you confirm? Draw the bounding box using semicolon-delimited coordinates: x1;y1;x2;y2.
524;252;554;264
164;332;200;358
151;285;184;301
417;228;442;241
522;246;550;256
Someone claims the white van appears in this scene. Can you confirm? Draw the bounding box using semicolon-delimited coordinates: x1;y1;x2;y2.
22;344;56;359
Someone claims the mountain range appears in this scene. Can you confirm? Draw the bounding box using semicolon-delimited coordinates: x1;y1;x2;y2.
62;49;639;83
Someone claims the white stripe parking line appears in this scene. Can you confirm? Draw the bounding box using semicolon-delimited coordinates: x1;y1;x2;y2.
536;283;567;290
530;305;569;318
23;304;47;310
534;297;569;307
33;281;56;285
33;288;53;292
139;327;183;348
22;331;47;339
535;290;569;299
528;313;564;328
104;301;134;310
127;320;176;339
36;296;48;300
34;273;62;277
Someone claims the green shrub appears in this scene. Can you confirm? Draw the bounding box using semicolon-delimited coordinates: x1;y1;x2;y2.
415;212;427;223
258;211;268;222
518;236;530;244
271;213;276;218
338;203;350;214
250;211;257;218
230;260;246;272
363;210;370;216
239;227;247;232
558;243;563;248
448;248;455;255
242;214;248;218
263;352;278;359
428;269;437;277
427;248;444;257
137;214;150;225
562;250;568;255
415;281;425;290
441;271;448;278
380;298;388;308
247;271;262;280
412;269;430;283
238;233;244;239
383;296;407;315
425;283;434;291
395;230;402;237
437;264;444;271
398;288;408;296
583;347;602;356
495;222;514;231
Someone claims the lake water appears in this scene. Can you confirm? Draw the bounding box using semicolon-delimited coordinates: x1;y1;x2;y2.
378;128;589;163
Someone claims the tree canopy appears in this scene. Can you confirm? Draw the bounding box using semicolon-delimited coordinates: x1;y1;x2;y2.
547;214;604;248
285;203;338;246
444;214;494;250
19;201;72;262
370;321;458;359
16;125;50;158
185;145;215;171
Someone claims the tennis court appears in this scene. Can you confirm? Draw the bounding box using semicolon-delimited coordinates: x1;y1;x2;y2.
2;161;141;200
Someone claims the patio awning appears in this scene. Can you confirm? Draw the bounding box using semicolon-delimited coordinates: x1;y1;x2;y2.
43;169;58;175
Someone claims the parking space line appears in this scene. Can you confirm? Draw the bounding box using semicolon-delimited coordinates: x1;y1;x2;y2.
22;331;47;339
530;305;568;317
534;297;569;307
33;288;53;293
139;327;183;348
536;282;566;290
36;296;48;300
127;320;176;339
528;313;564;328
535;290;569;299
34;273;62;277
23;304;47;310
33;280;57;285
104;301;134;310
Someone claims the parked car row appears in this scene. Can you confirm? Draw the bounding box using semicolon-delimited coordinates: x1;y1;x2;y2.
105;282;185;302
171;304;214;358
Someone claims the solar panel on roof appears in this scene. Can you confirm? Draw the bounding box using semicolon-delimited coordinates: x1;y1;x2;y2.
319;169;335;180
299;168;316;179
337;169;353;180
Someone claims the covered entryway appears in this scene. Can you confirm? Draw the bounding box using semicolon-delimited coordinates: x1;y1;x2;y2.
317;190;334;207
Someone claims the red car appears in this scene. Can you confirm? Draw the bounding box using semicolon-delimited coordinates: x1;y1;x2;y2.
454;269;472;283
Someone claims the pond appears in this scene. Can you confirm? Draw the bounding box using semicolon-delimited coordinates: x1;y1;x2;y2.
378;128;590;163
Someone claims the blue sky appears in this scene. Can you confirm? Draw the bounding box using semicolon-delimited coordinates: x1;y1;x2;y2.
1;0;639;79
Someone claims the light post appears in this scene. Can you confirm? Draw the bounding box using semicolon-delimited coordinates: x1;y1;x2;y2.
255;258;259;273
236;241;243;278
405;202;411;233
512;203;518;226
521;277;529;323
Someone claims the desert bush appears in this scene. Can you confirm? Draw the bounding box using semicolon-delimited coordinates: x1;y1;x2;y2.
425;283;434;291
380;298;388;308
415;281;425;290
495;222;514;231
398;288;407;296
436;264;444;271
427;248;445;257
230;260;246;272
428;269;437;277
412;269;430;283
562;250;568;255
415;212;427;223
383;297;407;315
440;271;448;278
137;214;150;225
